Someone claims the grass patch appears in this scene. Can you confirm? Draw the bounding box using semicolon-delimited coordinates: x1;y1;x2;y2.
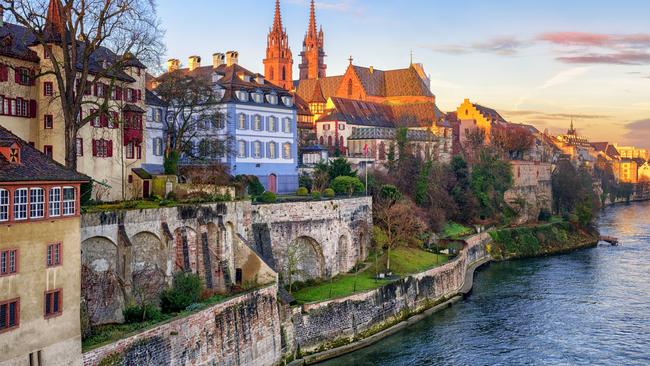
441;222;474;239
291;247;448;304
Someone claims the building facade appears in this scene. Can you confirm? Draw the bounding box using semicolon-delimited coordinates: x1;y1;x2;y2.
143;90;166;174
0;1;148;201
0;126;88;365
158;54;299;193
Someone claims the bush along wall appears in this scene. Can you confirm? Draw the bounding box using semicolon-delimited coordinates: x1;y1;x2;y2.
488;221;599;260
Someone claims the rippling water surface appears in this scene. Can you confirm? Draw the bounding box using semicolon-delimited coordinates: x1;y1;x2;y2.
321;201;650;366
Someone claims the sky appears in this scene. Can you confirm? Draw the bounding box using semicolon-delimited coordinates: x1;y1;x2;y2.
158;0;650;149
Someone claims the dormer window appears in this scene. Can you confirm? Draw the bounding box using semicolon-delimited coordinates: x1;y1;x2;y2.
235;90;249;102
266;94;278;105
1;143;20;164
252;91;263;103
281;96;294;107
212;72;225;83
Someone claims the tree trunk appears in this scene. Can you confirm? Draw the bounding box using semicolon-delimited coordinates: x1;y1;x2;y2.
386;246;391;272
64;112;78;170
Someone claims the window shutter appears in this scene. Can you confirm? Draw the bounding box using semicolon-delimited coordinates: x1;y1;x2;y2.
29;70;35;86
108;140;113;157
15;68;20;83
0;64;7;81
92;139;97;157
30;100;37;118
93;83;98;96
100;113;107;127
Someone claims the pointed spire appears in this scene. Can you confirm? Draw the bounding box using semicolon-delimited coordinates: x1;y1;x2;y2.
308;0;317;36
272;0;283;32
45;0;66;38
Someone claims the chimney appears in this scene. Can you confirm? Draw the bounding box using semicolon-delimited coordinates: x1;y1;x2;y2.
212;53;225;68
226;51;239;66
256;74;265;84
369;66;374;74
167;58;180;72
188;55;201;71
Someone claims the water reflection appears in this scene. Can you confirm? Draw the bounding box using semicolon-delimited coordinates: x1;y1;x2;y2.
320;201;650;366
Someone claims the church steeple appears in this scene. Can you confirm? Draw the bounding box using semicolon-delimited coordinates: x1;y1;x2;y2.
264;0;294;90
299;0;326;80
45;0;67;40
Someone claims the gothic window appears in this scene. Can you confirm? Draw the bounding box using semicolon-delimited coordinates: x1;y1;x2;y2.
282;66;286;81
269;67;274;80
347;79;353;97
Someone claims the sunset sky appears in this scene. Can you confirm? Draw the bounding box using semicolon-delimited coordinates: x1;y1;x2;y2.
159;0;650;148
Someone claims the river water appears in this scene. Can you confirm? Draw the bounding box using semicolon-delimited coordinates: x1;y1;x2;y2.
320;201;650;366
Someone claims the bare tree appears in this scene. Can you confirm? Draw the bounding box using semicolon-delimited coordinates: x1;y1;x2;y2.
153;70;230;173
1;0;164;169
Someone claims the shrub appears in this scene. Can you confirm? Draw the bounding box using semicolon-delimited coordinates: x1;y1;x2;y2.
258;191;277;203
160;272;202;314
123;304;162;323
538;208;552;222
296;187;309;196
299;172;313;191
247;176;266;197
311;191;322;200
323;188;335;198
331;176;364;196
166;191;177;201
80;181;93;206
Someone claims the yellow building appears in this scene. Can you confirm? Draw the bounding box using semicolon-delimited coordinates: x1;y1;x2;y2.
638;162;650;182
612;159;638;184
456;98;507;145
614;144;649;161
0;126;88;365
0;1;148;201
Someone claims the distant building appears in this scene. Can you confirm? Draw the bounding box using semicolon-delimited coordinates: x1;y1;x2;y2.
143;90;166;174
264;0;294;91
639;162;650;182
299;0;327;81
0;125;88;365
157;53;299;193
613;158;638;183
613;144;648;161
0;0;148;201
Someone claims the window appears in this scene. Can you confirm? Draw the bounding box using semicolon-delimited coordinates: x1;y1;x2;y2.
328;136;333;146
268;116;277;132
253;115;262;130
237;140;246;158
62;187;75;216
238;114;247;129
44;145;53;158
252;141;262;158
93;139;112;158
47;243;61;267
347;79;353;97
0;298;19;332
76;138;83;156
338;123;345;131
44;289;62;318
323;124;330;131
126;142;134;159
29;188;44;219
44;115;53;129
0;189;7;221
153;138;163;156
17;68;32;86
13;188;27;220
0;250;17;276
49;187;61;217
283;143;291;159
283;118;292;133
43;82;53;96
268;142;277;159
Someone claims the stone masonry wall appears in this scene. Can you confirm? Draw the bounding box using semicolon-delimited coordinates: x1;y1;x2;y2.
82;285;281;366
251;197;372;283
288;232;491;354
506;161;553;224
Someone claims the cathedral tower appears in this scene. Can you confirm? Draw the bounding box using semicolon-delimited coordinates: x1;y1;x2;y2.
264;0;294;90
299;0;326;80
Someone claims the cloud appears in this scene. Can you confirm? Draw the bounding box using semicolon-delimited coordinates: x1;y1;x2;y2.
622;118;650;146
556;52;650;65
500;110;610;121
539;67;591;88
539;32;650;48
430;36;526;56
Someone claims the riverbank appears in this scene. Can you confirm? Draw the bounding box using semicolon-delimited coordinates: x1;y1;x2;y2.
287;221;598;365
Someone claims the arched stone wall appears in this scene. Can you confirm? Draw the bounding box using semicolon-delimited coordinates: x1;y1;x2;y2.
130;232;166;305
174;226;198;274
287;236;325;282
337;234;350;274
81;236;125;325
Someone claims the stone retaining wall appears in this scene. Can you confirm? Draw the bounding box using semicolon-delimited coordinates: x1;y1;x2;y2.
288;232;491;354
82;285;281;366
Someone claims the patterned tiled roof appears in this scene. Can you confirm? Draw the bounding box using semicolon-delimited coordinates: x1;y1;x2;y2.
317;97;394;127
473;104;507;123
295;76;344;102
0;126;89;183
348;127;436;141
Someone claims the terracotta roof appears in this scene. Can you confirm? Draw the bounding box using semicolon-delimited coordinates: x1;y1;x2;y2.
309;81;327;103
317;97;394;127
591;142;609;153
0;126;89;183
295;76;344;102
383;67;433;97
392;103;441;128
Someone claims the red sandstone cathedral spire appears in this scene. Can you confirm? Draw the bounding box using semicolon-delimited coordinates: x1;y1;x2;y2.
299;0;326;80
264;0;294;90
45;0;67;39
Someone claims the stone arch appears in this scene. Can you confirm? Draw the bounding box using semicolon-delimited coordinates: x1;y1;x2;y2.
337;234;351;274
130;232;167;305
287;236;325;282
173;226;198;273
81;236;124;325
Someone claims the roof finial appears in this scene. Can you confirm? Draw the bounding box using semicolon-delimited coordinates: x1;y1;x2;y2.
348;55;353;65
272;0;283;31
410;50;413;65
308;0;317;36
